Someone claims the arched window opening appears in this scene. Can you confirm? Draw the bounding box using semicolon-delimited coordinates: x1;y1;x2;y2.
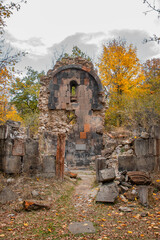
70;80;78;102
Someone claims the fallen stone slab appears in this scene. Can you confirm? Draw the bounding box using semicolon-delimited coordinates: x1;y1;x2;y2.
68;221;95;234
0;187;18;204
119;206;132;212
99;168;116;183
23;200;50;211
127;171;151;185
96;182;118;203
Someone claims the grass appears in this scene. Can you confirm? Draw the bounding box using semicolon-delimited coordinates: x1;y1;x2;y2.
0;172;160;239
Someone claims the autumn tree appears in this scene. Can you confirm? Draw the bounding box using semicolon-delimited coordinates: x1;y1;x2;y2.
0;0;26;123
98;39;146;126
10;67;44;135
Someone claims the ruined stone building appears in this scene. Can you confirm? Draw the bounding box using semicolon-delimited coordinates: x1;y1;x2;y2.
38;57;106;176
1;57;159;176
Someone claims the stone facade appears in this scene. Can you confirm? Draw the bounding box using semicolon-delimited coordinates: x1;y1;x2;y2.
38;57;106;173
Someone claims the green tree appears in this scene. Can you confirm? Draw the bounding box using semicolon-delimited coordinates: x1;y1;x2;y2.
70;46;91;61
10;67;44;135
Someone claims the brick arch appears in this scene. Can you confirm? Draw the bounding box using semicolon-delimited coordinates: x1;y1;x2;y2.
48;64;103;91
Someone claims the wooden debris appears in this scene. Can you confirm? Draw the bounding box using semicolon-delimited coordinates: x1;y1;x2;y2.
23;200;50;211
65;172;77;178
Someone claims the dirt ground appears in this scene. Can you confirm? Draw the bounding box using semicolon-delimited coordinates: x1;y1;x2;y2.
0;171;160;240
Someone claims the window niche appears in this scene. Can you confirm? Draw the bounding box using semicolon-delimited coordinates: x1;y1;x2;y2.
70;80;78;103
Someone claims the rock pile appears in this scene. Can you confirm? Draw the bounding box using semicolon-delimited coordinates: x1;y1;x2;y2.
115;170;153;207
102;126;160;173
95;154;154;206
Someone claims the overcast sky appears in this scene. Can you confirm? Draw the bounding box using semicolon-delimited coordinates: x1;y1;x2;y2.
4;0;160;72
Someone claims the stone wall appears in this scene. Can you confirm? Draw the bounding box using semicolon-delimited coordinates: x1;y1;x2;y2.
38;57;106;172
0;120;39;175
102;127;160;174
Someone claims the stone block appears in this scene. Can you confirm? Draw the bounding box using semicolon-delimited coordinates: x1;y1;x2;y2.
148;139;156;155
43;155;55;174
136;156;155;172
5;140;13;156
0;125;6;139
84;123;90;133
6;120;21;129
68;221;95;234
127;171;151;185
134;139;149;156
96;182;119;203
12;139;25;156
95;157;106;181
80;132;86;139
75;144;86;151
118;155;136;172
99;168;116;182
3;156;21;174
23;155;40;174
150;125;160;139
25;138;39;156
138;185;149;206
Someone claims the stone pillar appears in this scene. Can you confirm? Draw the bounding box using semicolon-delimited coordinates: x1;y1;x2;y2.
95;156;106;182
56;133;66;180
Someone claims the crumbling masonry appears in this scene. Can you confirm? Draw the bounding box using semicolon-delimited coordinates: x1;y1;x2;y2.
38;57;106;176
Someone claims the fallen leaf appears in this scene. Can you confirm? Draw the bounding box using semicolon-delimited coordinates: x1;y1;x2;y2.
116;227;121;230
48;228;52;232
121;224;127;227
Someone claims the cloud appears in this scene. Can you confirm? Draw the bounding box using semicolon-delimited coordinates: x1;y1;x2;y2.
47;32;105;64
107;29;160;62
4;30;160;73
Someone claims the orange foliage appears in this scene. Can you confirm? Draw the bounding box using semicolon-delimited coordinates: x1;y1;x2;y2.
0;68;22;123
98;39;146;96
98;39;150;126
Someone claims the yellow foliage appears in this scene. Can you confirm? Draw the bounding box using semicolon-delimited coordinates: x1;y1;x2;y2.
98;39;145;96
98;39;149;127
0;68;22;124
5;106;22;122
